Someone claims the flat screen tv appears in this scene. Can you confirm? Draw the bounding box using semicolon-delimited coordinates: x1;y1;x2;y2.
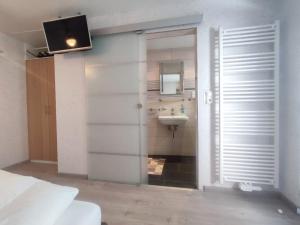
43;15;92;54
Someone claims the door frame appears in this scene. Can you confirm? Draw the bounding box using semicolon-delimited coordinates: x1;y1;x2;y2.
145;24;203;190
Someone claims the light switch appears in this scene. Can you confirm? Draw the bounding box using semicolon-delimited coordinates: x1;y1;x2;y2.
204;90;213;105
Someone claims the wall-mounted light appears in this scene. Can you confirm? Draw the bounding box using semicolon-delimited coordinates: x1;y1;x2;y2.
66;37;77;47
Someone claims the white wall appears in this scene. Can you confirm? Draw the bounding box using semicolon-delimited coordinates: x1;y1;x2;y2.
54;53;87;175
91;1;278;188
279;0;300;207
195;1;278;188
53;1;279;185
89;0;276;31
0;32;28;168
91;0;279;188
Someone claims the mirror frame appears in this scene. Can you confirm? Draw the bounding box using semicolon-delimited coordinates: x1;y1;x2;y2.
159;61;184;96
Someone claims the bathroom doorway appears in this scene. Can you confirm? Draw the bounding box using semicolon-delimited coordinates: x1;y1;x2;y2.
146;28;197;188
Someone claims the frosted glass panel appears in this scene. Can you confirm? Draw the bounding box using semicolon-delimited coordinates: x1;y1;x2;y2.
85;34;141;65
87;95;140;124
88;125;140;154
140;93;147;125
88;154;140;183
140;125;148;156
85;32;147;184
86;63;146;94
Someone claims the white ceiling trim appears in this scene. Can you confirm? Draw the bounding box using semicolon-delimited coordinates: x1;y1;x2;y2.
19;14;202;48
91;14;202;35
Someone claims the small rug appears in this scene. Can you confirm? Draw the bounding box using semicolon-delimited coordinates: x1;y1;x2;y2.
148;158;166;176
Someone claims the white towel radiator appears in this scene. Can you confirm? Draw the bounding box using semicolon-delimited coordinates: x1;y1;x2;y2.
218;22;280;188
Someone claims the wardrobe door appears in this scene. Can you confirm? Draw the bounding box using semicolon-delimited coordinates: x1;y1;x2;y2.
26;57;57;162
45;58;57;161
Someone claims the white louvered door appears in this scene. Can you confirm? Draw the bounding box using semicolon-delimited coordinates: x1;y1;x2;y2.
218;22;280;188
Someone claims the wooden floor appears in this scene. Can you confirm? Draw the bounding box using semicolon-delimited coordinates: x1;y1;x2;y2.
6;162;300;225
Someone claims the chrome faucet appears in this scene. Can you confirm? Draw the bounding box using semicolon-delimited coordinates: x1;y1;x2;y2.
171;108;175;115
181;104;185;114
158;107;167;111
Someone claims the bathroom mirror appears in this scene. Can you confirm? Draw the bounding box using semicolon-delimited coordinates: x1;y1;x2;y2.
160;61;184;95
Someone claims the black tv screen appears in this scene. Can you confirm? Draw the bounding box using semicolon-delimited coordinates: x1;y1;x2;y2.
43;15;92;54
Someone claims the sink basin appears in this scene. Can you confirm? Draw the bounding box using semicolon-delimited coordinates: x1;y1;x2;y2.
158;115;189;126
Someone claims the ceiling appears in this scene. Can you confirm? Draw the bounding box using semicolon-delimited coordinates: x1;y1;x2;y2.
0;0;277;47
147;29;195;50
0;0;202;47
0;0;157;31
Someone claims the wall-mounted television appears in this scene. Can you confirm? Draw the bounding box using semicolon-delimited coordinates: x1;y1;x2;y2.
43;15;92;54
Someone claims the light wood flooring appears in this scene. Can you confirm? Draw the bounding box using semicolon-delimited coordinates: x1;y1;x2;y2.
5;162;300;225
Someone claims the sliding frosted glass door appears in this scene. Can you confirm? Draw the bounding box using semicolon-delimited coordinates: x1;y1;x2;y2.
85;33;147;184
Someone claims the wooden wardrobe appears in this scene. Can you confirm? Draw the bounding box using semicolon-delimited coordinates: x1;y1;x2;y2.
26;57;57;162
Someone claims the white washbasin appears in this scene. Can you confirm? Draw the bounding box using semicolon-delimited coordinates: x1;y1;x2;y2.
158;115;189;126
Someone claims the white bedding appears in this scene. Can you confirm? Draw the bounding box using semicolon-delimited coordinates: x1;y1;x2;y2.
0;170;38;209
54;201;101;225
0;170;101;225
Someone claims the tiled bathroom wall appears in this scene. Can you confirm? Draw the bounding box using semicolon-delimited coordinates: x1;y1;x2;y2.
147;47;196;156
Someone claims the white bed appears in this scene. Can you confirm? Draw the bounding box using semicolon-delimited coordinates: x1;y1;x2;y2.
0;170;101;225
54;200;101;225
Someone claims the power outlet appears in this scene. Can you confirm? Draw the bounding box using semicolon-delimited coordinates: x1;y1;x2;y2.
297;208;300;215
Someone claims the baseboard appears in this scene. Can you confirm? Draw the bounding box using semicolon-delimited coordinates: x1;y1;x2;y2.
203;185;281;198
58;172;88;179
279;193;300;215
3;160;30;170
203;185;234;192
203;186;300;216
30;160;57;164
